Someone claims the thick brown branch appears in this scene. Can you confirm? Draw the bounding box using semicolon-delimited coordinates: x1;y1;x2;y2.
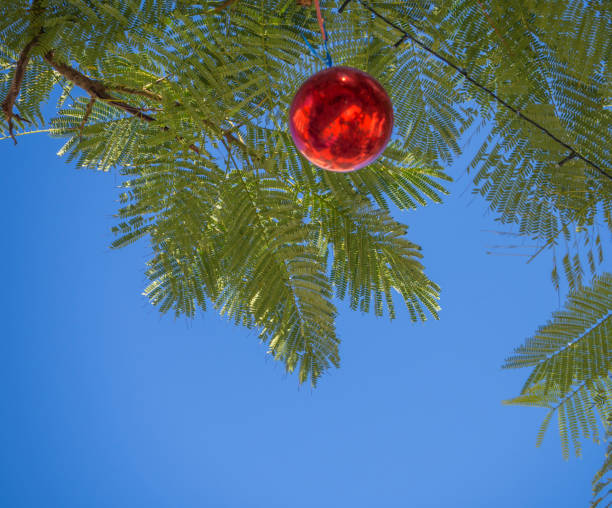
43;52;203;154
42;53;257;159
1;33;41;143
43;51;156;122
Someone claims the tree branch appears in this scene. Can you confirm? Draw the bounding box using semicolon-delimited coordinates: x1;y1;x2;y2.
43;51;156;122
1;33;41;143
212;0;239;12
78;97;96;138
43;52;205;154
143;74;171;90
104;83;163;101
42;52;264;160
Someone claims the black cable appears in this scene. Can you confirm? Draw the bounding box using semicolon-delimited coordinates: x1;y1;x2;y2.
339;0;612;182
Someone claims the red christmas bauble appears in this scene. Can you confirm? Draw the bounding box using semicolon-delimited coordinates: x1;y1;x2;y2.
288;66;393;172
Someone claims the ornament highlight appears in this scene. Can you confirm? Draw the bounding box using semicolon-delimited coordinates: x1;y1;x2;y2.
288;66;393;172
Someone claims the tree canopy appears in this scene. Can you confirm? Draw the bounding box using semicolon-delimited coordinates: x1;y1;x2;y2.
1;0;611;500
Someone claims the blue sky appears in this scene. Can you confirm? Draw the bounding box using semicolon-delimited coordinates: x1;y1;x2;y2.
0;125;606;507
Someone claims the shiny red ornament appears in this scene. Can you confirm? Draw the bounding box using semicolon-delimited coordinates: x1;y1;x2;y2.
288;66;393;172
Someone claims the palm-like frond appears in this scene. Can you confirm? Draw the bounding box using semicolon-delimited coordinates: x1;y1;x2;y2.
592;423;612;508
503;273;612;459
504;274;611;393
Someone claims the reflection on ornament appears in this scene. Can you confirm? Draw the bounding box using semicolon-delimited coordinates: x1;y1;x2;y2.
288;66;393;172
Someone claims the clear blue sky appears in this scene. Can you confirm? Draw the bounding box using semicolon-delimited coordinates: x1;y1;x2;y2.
0;124;606;507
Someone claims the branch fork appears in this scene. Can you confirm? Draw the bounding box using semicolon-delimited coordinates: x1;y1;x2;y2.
43;51;156;123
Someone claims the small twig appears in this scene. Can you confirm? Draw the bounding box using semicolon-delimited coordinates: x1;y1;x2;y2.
486;244;537;249
78;97;95;138
143;74;171;90
104;83;163;101
526;202;592;265
486;252;531;257
212;0;239;12
481;229;525;237
203;117;257;160
314;0;327;41
222;96;266;136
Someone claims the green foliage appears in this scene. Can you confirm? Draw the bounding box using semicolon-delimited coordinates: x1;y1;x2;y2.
1;0;610;390
361;0;612;290
503;273;612;459
592;424;612;508
1;0;456;384
431;0;612;290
